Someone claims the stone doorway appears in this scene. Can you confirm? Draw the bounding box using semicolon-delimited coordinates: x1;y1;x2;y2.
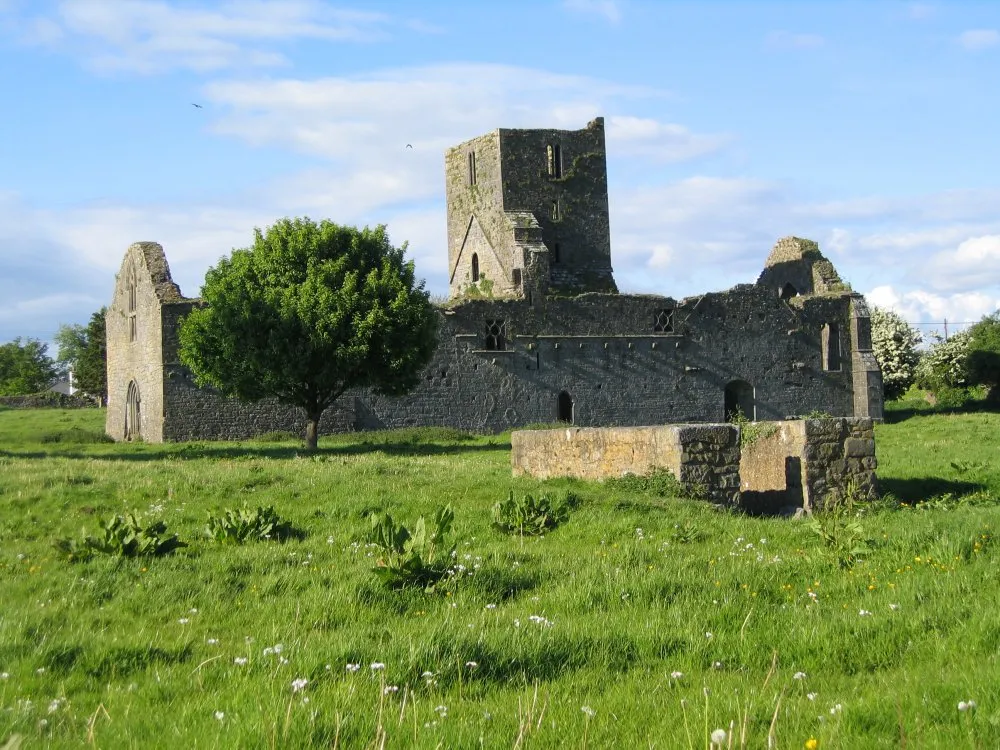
124;380;141;441
724;379;755;421
557;390;574;423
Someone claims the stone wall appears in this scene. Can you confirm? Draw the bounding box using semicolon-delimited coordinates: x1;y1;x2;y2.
511;424;740;504
740;417;877;511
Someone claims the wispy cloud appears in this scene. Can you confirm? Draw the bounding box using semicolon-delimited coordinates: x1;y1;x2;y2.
562;0;622;24
606;116;733;162
765;30;826;50
958;29;999;51
10;0;425;74
865;285;999;331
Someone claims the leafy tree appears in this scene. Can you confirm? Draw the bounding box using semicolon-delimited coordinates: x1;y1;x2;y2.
53;309;108;404
76;308;108;404
178;218;438;450
870;306;922;400
915;329;972;407
965;311;1000;402
0;338;58;396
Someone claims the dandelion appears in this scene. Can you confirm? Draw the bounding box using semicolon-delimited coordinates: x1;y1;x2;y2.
36;667;46;675
486;603;497;610
582;705;596;718
958;700;977;712
793;671;807;680
189;608;199;614
829;703;842;715
705;632;713;639
712;661;724;670
370;662;386;671
38;719;48;729
214;711;225;721
327;536;335;544
435;704;448;717
278;657;289;666
805;738;818;750
48;698;65;713
291;678;308;692
346;663;361;673
711;728;728;745
234;657;248;665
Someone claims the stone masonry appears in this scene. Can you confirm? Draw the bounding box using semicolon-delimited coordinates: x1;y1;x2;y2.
105;117;884;443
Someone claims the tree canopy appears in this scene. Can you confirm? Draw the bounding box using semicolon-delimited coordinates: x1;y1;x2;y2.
965;311;1000;402
870;306;922;401
0;338;58;396
54;309;108;403
178;218;439;449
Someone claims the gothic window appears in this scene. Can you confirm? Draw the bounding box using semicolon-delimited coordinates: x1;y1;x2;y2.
551;200;560;221
471;253;480;282
468;151;477;186
557;390;574;423
780;282;798;300
822;323;842;371
484;319;507;350
127;264;137;343
124;380;141;440
547;144;562;177
653;308;674;333
512;268;522;287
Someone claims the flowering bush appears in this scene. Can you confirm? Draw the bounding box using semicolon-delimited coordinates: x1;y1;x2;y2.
870;306;922;400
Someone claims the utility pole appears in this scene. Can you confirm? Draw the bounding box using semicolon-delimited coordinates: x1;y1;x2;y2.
944;318;949;341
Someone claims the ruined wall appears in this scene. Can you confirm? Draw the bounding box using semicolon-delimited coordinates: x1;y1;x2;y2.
499;118;615;293
511;424;740;504
105;243;182;442
740;418;877;511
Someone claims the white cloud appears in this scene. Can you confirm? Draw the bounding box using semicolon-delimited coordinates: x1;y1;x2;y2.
958;29;1000;51
11;0;421;74
562;0;622;24
865;285;999;331
922;235;1000;292
765;31;826;50
606;116;732;162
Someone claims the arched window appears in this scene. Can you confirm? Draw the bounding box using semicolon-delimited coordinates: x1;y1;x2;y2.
779;282;798;300
724;379;754;422
124;380;141;441
471;253;480;283
557;390;574;423
127;264;138;342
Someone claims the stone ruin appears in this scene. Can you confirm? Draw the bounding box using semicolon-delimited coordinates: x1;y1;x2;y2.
510;417;877;513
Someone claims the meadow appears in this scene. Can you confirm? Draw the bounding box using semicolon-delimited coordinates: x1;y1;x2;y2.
0;398;998;748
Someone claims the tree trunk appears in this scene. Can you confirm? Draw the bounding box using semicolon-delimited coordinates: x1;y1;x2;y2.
304;417;319;451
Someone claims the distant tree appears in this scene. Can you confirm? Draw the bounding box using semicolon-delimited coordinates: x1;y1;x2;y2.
869;307;922;400
76;308;108;404
54;323;87;376
965;311;1000;402
0;338;58;396
178;218;439;450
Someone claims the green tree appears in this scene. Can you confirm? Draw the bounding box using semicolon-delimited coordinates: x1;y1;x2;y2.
54;323;87;376
178;218;438;450
870;306;922;400
965;311;1000;402
0;338;58;396
76;308;108;404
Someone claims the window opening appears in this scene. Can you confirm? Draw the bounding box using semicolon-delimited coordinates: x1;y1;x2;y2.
547;144;562;177
127;264;137;343
653;309;674;333
471;253;480;282
557;390;574;423
779;282;798;300
822;323;842;371
512;268;522;287
468;151;477;186
553;242;561;263
484;319;507;350
551;200;560;221
124;380;142;441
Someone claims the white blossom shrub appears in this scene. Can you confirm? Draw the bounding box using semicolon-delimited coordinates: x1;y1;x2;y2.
870;306;922;401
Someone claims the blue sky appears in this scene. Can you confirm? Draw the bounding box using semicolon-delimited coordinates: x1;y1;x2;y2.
1;0;999;351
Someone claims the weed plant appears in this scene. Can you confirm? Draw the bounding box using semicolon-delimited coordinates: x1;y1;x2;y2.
0;407;998;747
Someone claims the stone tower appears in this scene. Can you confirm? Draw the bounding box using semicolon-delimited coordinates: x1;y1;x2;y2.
445;117;617;300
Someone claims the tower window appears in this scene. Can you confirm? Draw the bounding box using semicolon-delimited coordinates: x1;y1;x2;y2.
484;319;507;351
653;309;674;333
471;253;480;282
822;323;842;371
468;151;477;186
127;264;137;343
547;144;562;177
512;268;522;287
551;200;560;221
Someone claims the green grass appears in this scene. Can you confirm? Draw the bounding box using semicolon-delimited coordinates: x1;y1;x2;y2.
0;405;998;748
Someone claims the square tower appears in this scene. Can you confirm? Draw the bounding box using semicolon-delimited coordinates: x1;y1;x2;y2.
445;117;617;300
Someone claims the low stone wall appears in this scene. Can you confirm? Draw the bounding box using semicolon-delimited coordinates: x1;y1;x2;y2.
739;418;876;511
0;393;99;409
511;424;740;504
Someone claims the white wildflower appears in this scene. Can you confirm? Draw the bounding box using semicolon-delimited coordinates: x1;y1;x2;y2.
859;609;872;617
291;678;308;692
214;711;224;721
207;638;219;645
370;662;386;671
234;657;248;665
807;692;818;701
383;685;399;695
711;728;727;745
670;671;684;680
178;618;190;625
465;661;478;669
346;663;361;673
581;706;596;718
793;671;807;680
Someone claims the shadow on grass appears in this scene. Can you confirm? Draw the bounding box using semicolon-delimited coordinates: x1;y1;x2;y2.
0;440;512;462
883;397;999;424
879;477;983;504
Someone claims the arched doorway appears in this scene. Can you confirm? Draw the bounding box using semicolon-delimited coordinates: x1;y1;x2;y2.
124;380;141;441
557;390;574;423
724;379;754;421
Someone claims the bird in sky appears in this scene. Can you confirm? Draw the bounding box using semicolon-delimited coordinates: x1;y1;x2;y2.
405;144;412;149
191;103;203;108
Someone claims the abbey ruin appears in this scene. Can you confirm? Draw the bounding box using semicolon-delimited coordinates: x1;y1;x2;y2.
105;117;883;443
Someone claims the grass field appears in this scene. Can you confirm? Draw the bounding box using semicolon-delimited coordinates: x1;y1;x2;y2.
0;400;998;748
